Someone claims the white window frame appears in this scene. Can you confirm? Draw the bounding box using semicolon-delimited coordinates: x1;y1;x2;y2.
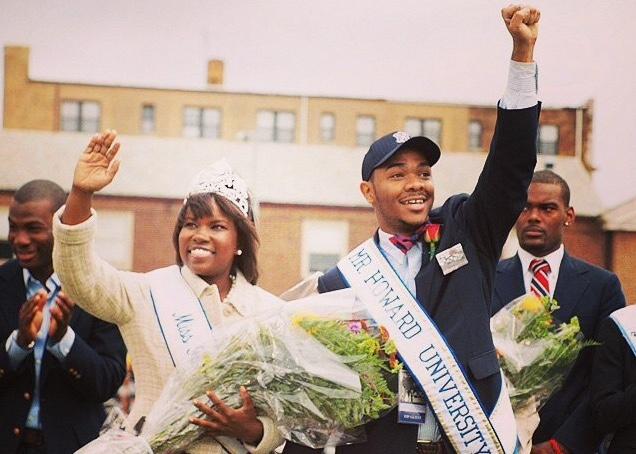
301;220;349;277
319;112;336;143
0;206;11;263
538;124;559;155
468;120;483;150
356;115;376;147
256;110;296;143
94;210;135;270
183;106;222;138
501;228;520;261
60;100;101;133
141;104;156;134
404;118;442;146
0;206;134;269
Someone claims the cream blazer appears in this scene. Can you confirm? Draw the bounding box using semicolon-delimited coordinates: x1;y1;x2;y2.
53;208;283;454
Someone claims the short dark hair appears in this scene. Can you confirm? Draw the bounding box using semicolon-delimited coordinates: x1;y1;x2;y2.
14;179;66;212
531;170;571;206
172;193;260;284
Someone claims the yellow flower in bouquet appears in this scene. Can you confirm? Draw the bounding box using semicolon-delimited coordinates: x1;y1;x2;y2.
492;295;594;410
144;315;399;453
519;295;544;314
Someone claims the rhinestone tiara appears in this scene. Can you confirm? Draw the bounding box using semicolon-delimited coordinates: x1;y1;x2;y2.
184;159;249;217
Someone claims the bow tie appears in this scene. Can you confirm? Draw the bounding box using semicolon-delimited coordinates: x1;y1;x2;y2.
389;223;441;255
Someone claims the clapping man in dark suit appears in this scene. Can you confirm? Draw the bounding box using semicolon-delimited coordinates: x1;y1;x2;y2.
0;179;127;454
492;170;626;454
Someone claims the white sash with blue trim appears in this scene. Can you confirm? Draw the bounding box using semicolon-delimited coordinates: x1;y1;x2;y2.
337;239;519;454
147;266;214;368
146;266;252;453
610;306;636;357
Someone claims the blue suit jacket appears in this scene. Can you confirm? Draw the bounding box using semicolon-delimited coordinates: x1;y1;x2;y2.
0;259;127;454
284;104;541;454
492;252;626;454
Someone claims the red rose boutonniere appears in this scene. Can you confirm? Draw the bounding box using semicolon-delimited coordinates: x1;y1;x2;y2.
423;224;442;260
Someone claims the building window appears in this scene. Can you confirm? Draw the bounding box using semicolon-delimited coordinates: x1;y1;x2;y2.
94;211;135;270
501;229;520;261
301;220;349;276
468;120;483;150
405;118;442;146
183;107;222;138
356;115;376;147
141;104;155;134
538;124;559;155
320;113;336;143
60;100;101;133
0;206;11;263
256;110;296;143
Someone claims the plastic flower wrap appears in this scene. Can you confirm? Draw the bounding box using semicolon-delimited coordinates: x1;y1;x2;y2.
78;290;399;453
491;294;594;411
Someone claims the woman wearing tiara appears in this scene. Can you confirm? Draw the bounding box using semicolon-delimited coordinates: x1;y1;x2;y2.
53;130;283;453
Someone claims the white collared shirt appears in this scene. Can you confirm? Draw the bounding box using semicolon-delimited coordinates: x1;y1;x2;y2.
517;244;565;297
4;270;75;429
377;231;443;441
179;265;242;326
378;229;422;295
323;59;538;451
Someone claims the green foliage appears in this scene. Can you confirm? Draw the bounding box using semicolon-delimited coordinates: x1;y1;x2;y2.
296;318;398;420
148;318;397;452
499;296;596;410
512;295;560;341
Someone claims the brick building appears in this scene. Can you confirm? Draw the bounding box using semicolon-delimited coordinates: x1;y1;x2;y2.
2;45;634;301
4;46;592;158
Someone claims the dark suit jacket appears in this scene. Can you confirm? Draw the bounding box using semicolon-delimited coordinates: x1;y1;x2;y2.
284;104;541;454
591;313;636;454
0;259;127;454
492;253;626;454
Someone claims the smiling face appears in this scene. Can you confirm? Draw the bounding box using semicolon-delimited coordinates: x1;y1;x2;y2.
177;198;239;286
8;198;55;283
360;148;435;235
516;182;575;257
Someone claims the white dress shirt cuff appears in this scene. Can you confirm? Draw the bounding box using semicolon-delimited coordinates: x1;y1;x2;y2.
47;327;76;360
500;60;538;110
6;330;31;370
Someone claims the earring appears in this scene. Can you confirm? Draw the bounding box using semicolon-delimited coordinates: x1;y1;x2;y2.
564;222;570;226
236;249;243;256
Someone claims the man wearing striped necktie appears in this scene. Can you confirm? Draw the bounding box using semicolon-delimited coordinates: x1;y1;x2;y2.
492;170;626;454
529;258;551;297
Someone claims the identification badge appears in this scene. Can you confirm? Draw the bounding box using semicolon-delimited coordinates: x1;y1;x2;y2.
435;243;468;275
397;369;427;425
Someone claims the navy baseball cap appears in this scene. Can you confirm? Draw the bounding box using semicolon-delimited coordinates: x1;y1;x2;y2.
361;131;441;181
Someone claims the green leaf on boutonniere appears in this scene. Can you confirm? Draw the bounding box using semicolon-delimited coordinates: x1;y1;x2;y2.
424;224;442;260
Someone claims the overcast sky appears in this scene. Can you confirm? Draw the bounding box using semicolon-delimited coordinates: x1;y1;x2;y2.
1;0;634;208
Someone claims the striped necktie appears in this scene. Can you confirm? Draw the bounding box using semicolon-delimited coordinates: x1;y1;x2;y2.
529;258;551;297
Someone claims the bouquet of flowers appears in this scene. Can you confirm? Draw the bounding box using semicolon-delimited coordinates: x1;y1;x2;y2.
78;290;399;453
491;294;594;411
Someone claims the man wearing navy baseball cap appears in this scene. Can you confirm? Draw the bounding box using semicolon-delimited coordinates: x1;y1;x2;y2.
285;4;541;454
361;133;441;182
